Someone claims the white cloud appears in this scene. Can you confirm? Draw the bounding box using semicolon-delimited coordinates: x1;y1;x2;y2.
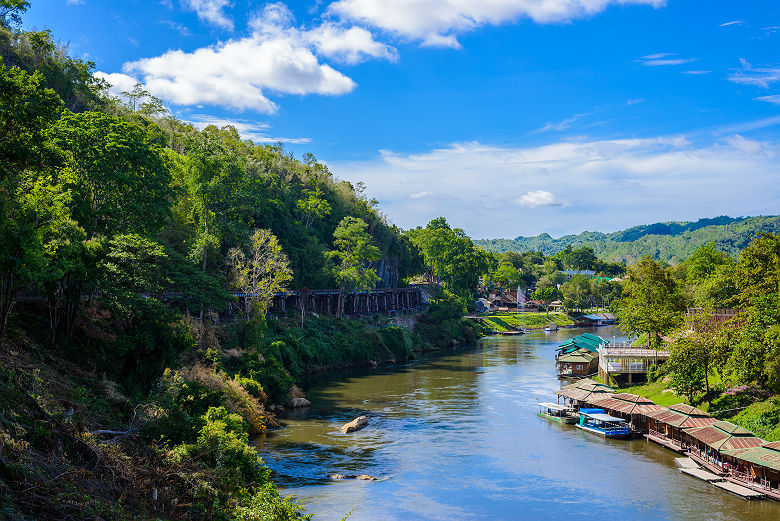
537;112;591;132
637;53;696;66
514;190;563;207
308;23;398;64
729;59;780;88
93;71;139;98
409;191;435;199
327;136;779;238
185;114;311;143
329;0;665;47
756;94;780;105
719;20;745;27
159;19;192;36
682;70;711;75
183;0;233;31
723;134;772;156
66;0;84;5
115;3;397;113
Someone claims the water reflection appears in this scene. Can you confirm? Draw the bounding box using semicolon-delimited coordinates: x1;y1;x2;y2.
254;327;780;520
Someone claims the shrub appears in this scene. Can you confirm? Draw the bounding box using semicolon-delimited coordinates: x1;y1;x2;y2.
234;483;312;521
174;406;269;488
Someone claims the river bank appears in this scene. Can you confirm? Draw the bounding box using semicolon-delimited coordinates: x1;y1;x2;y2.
257;327;780;520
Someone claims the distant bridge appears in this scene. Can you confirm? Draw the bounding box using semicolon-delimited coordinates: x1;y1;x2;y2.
229;287;425;318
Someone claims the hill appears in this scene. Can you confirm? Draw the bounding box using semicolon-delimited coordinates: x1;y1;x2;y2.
474;215;780;263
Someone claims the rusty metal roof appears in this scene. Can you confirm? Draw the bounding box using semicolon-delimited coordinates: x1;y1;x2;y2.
610;393;653;403
668;403;708;416
587;396;663;416
712;420;753;436
686;422;764;451
721;444;780;472
679;416;718;429
686;425;731;447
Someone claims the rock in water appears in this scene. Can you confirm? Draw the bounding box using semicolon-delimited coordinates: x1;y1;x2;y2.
340;415;368;433
328;474;355;480
287;397;311;408
357;474;377;481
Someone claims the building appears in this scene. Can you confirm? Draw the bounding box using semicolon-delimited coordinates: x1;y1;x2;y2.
597;341;669;385
720;442;780;499
576;312;617;326
645;403;718;452
586;392;665;432
683;421;765;475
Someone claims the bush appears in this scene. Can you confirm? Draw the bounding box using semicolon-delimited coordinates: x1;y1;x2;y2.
174;406;269;488
234;483;312;521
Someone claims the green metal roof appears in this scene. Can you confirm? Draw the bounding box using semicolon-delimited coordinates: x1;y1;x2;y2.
558;335;603;354
557;350;598;363
721;443;780;472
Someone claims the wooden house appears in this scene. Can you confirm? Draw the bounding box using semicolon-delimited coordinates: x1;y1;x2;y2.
721;442;780;500
683;421;764;475
586;392;664;432
645;403;717;452
554;378;613;408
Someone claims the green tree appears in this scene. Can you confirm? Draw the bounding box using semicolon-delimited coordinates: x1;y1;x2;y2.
561;274;592;311
0;0;29;27
408;217;490;300
96;234;169;330
228;229;292;342
492;261;521;290
0;61;67;338
667;337;706;404
617;256;685;348
733;233;780;307
329;216;381;316
532;286;562;317
296;187;331;230
726;293;780;391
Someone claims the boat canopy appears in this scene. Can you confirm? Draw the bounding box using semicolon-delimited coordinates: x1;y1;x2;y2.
538;402;570;411
582;412;625;423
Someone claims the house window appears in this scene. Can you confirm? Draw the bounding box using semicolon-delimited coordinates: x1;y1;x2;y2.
576;364;583;370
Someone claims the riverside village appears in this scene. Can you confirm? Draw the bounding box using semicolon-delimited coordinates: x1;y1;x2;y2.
3;1;780;520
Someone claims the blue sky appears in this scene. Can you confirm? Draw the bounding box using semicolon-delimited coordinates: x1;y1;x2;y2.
25;1;780;239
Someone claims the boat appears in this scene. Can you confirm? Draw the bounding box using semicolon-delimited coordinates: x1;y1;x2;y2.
544;325;558;331
576;408;632;438
537;402;578;424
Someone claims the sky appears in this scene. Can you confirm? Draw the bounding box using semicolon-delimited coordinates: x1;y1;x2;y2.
24;1;780;239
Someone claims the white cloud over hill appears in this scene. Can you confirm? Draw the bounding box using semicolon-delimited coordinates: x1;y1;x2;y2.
328;135;779;238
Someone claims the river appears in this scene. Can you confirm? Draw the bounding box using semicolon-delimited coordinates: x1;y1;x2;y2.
254;326;780;520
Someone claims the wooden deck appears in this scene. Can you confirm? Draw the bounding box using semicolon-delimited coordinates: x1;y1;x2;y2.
687;451;728;476
680;468;723;482
675;457;699;469
713;481;765;500
725;477;780;502
645;433;686;453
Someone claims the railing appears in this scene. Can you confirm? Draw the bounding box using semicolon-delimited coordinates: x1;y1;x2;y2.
648;429;687;449
729;469;778;493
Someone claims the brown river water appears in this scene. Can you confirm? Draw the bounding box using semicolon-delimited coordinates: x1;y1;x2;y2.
253;326;780;520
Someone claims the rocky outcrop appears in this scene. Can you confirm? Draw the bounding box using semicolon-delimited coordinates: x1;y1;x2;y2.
328;473;378;481
340;416;368;433
287;397;311;408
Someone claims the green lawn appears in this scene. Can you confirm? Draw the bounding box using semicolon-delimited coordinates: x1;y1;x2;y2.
479;312;574;331
616;379;685;407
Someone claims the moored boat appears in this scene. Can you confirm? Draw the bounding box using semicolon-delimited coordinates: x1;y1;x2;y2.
537;402;578;424
576;408;632;438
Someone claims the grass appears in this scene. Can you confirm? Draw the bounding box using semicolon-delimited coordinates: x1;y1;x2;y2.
479;312;574;331
616;379;685;407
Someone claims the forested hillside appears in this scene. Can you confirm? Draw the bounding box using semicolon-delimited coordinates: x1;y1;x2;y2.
475;215;780;263
0;5;490;519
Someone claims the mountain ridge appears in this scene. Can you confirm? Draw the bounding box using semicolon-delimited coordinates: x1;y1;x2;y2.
475;215;780;263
